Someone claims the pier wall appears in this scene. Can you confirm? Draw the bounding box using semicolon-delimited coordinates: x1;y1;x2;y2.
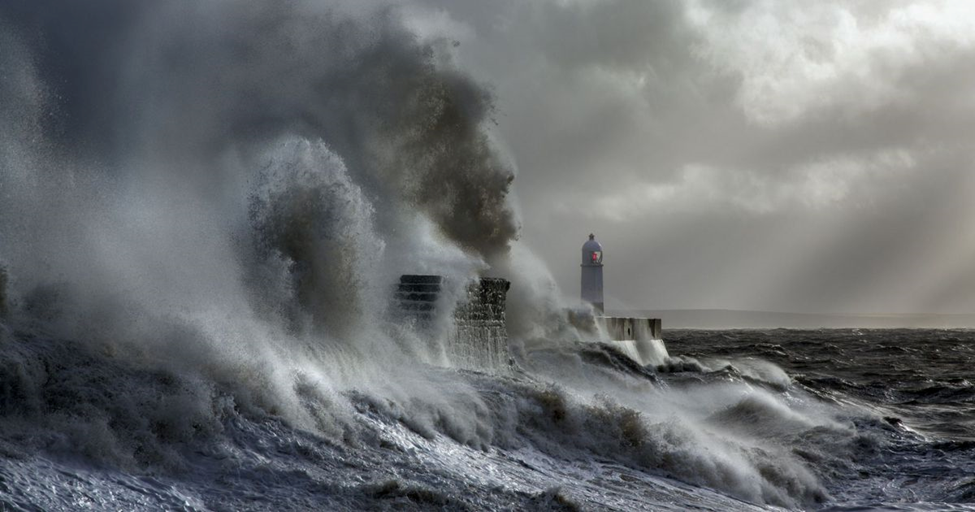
595;316;666;367
395;275;510;370
597;317;662;341
452;278;510;369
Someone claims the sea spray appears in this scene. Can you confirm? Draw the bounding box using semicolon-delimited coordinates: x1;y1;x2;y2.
246;138;384;338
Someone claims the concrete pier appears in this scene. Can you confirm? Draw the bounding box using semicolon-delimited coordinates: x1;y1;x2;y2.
596;316;666;366
395;274;443;323
452;278;510;369
395;275;511;370
597;317;662;341
393;273;663;369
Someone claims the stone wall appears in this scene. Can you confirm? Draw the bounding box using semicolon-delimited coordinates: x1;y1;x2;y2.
451;278;510;370
597;317;662;341
595;316;665;367
395;275;510;370
394;274;442;324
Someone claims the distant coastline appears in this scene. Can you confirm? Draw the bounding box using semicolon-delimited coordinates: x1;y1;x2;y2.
614;309;975;330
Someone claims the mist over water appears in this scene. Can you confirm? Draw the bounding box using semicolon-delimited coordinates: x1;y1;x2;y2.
0;2;972;510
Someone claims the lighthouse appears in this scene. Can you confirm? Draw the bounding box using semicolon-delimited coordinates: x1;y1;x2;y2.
581;233;604;313
575;233;664;365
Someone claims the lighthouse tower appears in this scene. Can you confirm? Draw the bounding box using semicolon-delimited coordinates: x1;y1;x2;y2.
581;233;604;313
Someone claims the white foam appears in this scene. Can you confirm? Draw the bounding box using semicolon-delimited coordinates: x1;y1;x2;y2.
611;338;671;366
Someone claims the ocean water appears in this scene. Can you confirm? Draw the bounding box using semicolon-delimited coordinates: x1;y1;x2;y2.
665;329;975;509
1;326;973;511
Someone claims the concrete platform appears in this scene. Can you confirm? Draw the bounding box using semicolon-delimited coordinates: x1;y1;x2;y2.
595;316;667;367
395;275;511;370
597;317;662;341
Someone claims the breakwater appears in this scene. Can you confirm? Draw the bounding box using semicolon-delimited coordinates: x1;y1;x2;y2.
395;275;511;370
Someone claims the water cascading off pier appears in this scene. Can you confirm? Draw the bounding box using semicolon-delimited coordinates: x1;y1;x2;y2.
394;275;512;371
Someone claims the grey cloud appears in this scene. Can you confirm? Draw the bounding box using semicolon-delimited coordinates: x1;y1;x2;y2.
6;0;972;316
419;0;975;315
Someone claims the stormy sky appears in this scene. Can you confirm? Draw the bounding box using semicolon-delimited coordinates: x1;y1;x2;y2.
408;0;975;315
3;0;973;317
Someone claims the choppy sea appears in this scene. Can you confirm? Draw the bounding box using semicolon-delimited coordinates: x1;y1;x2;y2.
1;326;973;511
